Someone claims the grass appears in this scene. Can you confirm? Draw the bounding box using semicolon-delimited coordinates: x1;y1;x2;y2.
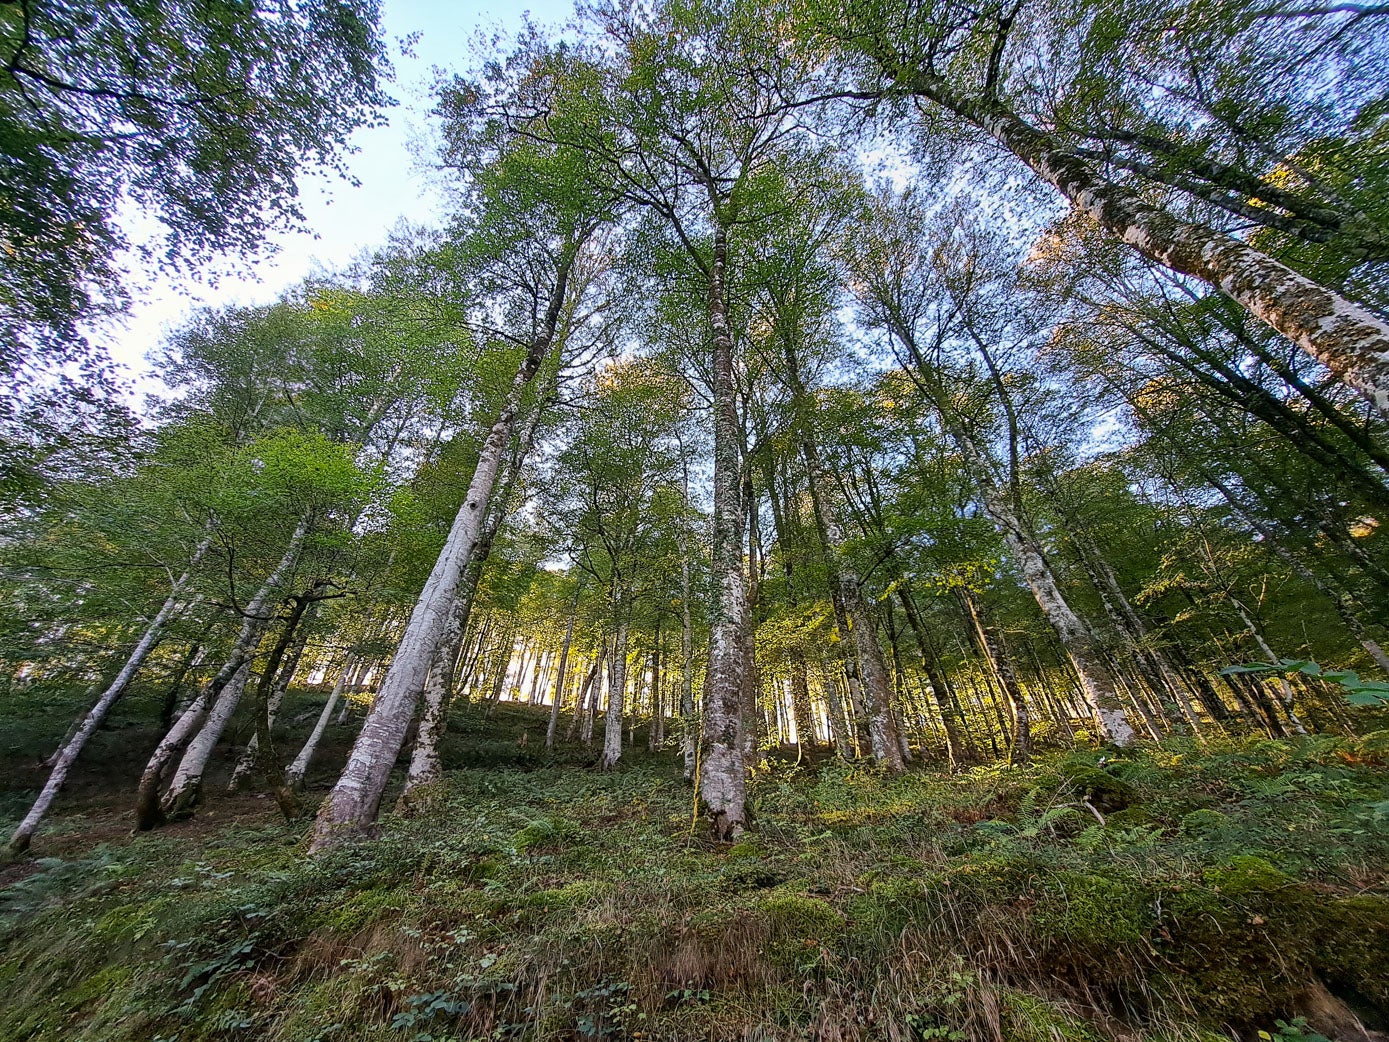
1;686;1387;1041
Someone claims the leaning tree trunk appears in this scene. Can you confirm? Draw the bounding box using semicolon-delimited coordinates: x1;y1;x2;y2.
960;588;1031;763
285;658;356;793
896;589;969;767
309;272;569;851
600;611;629;770
135;519;309;830
802;437;905;770
908;75;1389;414
8;538;210;855
680;554;698;779
399;408;542;810
953;433;1136;747
229;612;312;792
699;223;751;840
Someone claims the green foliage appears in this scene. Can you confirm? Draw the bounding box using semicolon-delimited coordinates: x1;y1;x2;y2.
0;1;392;358
1224;659;1389;707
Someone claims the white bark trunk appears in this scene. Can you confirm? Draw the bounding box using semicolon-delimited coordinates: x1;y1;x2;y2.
309;333;560;850
8;539;209;855
600;615;629;769
286;660;354;792
158;517;311;818
700;223;749;840
135;519;308;828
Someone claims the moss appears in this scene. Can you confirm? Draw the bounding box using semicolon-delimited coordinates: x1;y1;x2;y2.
1103;806;1157;830
313;885;410;934
1313;893;1389;1005
724;839;765;860
753;892;841;972
999;989;1107;1042
521;879;614;911
1202;855;1294;896
1033;871;1150;949
844;874;937;941
1059;763;1137;813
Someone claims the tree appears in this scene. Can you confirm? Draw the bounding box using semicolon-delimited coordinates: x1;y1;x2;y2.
0;0;392;363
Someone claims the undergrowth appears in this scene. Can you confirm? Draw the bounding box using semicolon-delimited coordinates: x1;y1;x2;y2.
2;717;1388;1042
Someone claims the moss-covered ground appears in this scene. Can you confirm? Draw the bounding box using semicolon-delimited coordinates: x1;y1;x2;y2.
2;690;1388;1042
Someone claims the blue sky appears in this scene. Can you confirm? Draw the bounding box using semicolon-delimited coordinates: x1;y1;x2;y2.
102;0;572;385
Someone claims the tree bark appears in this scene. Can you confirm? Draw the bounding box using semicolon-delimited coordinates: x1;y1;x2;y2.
601;612;629;769
700;222;750;840
546;590;582;749
285;658;355;792
135;519;308;830
903;74;1389;414
8;539;209;855
309;264;570;851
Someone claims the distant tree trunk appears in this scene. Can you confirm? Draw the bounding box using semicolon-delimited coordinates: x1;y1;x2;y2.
567;655;600;743
159;634;210;733
959;589;1030;762
8;538;209;855
546;591;582;749
896;589;968;767
230;611;312;792
648;624;663;750
601;611;629;770
680;555;697;779
165;568;320;820
977;478;1136;746
135;520;308;831
309;252;571;852
286;658;355;792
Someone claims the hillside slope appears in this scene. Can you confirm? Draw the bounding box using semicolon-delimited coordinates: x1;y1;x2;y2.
2;695;1388;1042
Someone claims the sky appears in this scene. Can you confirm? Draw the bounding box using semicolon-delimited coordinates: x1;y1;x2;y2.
98;0;573;388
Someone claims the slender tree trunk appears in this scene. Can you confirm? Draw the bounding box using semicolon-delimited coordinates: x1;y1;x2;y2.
309;281;569;850
230;613;311;792
700;222;750;840
960;589;1031;763
897;589;968;767
546;591;582;750
648;625;663;751
680;555;697;779
286;659;355;792
135;519;308;830
905;75;1389;413
601;611;629;770
8;540;209;855
568;655;600;743
976;476;1136;746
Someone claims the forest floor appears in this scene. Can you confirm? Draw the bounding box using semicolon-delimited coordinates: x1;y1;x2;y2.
1;686;1388;1042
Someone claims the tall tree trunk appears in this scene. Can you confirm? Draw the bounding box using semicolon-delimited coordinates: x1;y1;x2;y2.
959;589;1031;763
680;555;697;779
897;589;968;767
972;470;1136;746
568;654;601;742
309;272;569;850
902;74;1389;413
600;611;629;770
546;590;582;750
700;222;750;840
9;538;209;855
648;624;663;751
135;519;308;831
